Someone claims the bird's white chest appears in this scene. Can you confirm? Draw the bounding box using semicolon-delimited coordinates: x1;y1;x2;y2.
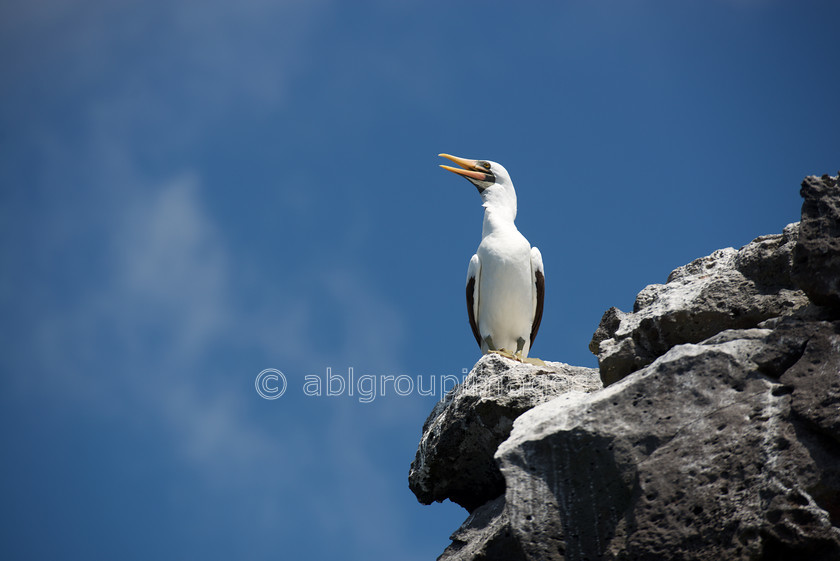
476;229;533;344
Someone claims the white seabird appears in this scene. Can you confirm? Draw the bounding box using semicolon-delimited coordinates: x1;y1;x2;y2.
439;154;545;361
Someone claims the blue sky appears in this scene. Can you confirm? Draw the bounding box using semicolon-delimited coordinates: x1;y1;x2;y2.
1;1;838;559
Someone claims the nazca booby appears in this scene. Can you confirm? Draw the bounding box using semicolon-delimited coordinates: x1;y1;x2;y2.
439;154;544;362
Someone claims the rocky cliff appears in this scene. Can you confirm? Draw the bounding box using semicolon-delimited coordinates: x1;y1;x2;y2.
409;174;840;560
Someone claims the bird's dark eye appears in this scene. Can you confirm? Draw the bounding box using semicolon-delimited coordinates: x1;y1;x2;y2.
482;162;491;170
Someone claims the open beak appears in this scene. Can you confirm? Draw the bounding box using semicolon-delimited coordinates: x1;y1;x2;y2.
439;153;493;182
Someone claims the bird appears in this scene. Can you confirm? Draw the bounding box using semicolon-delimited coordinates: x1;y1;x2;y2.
439;153;545;363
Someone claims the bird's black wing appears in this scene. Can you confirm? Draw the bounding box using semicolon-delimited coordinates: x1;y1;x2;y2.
466;275;482;348
530;269;545;347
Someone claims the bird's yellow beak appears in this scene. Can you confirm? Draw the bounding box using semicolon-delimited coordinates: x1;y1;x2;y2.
438;153;488;181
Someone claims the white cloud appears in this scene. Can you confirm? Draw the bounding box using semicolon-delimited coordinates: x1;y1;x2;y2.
13;162;411;484
114;173;230;359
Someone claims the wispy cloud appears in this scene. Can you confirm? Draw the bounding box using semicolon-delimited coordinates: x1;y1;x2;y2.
2;161;422;558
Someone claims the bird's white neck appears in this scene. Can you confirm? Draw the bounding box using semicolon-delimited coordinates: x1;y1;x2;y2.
480;188;518;238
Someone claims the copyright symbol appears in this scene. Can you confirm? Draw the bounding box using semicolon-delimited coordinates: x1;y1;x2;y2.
255;368;287;400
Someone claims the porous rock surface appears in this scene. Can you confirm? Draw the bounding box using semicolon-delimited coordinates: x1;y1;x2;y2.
792;174;840;307
590;222;809;386
409;353;601;512
411;174;840;560
459;325;840;561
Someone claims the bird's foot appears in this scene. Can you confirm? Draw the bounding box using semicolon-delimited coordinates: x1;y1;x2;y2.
512;349;547;367
489;349;517;360
521;356;547;367
489;349;546;366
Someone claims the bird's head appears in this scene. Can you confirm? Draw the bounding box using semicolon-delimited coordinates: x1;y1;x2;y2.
439;153;517;216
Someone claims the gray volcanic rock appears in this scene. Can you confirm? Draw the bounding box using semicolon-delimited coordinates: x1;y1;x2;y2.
409;353;601;512
793;174;840;308
757;316;840;446
441;327;840;561
438;495;528;561
590;223;808;386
